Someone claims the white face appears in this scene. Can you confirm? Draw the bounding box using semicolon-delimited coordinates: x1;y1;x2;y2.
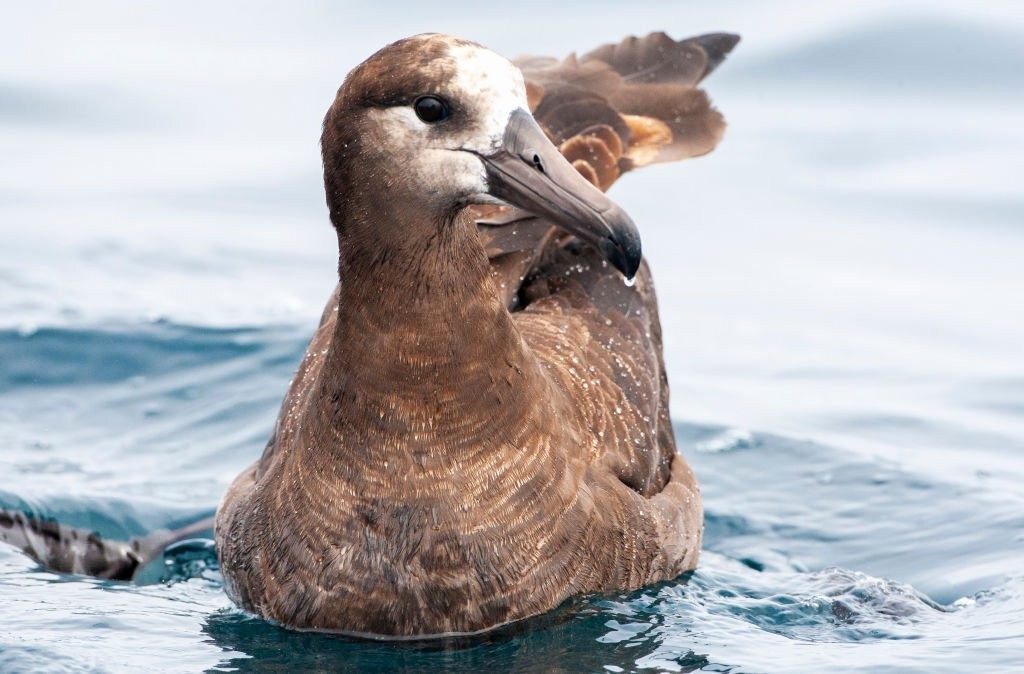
444;41;529;153
360;36;531;206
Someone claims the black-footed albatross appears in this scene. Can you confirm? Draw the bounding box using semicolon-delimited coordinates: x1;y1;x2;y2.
214;31;737;637
0;30;738;638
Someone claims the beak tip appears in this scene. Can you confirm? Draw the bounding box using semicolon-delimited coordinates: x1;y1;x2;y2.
623;256;642;281
481;108;644;280
619;254;641;281
600;235;642;280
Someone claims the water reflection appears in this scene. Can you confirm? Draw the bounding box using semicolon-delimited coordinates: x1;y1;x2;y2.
201;592;705;674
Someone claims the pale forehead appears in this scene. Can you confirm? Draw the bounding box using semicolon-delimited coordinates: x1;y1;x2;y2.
444;42;526;98
393;34;527;105
444;41;527;147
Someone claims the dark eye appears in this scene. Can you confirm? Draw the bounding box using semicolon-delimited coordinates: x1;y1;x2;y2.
413;95;451;123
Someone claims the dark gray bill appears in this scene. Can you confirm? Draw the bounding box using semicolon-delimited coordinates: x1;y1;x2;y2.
476;108;642;279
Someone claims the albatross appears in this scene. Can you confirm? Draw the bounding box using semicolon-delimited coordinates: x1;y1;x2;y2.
0;30;738;639
214;31;738;637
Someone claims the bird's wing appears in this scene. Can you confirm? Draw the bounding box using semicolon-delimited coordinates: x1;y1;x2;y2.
483;31;738;496
515;243;675;497
476;31;739;308
523;30;739;179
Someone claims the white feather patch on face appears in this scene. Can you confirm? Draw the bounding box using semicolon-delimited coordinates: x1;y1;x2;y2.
366;105;489;200
445;42;529;153
358;37;532;205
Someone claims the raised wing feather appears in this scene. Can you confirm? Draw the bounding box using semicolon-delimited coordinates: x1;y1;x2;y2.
477;30;739;308
522;31;739;174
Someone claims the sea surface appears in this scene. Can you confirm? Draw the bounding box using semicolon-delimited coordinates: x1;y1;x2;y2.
1;1;1022;672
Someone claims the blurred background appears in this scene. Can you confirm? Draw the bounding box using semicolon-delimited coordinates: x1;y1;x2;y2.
1;2;1022;672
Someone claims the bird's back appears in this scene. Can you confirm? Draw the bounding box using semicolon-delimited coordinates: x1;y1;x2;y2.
478;30;739;498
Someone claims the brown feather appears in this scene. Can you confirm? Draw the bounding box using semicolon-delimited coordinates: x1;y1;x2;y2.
516;30;739;176
581;31;740;86
570;158;600;188
560;134;620;190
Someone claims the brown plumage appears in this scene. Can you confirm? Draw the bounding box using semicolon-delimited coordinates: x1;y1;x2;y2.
521;32;736;176
0;30;735;635
214;31;737;638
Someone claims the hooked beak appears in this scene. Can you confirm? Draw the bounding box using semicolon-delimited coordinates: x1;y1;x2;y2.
473;109;642;279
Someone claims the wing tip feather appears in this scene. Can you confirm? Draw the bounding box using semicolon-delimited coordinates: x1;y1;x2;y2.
689;32;741;80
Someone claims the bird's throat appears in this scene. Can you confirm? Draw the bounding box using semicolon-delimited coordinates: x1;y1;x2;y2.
311;209;546;463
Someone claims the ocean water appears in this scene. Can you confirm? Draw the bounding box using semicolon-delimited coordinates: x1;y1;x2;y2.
1;1;1023;672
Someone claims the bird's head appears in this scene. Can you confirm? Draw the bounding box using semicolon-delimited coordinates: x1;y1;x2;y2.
322;33;641;278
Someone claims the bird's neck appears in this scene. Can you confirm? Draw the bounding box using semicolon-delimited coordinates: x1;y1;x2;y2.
304;206;554;468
